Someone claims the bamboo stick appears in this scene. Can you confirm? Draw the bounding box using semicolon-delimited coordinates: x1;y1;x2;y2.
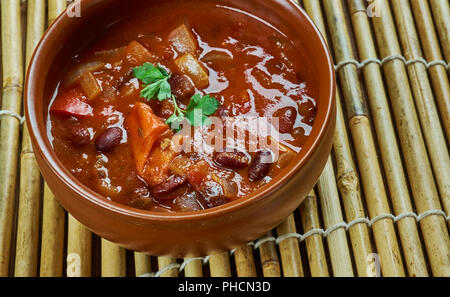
208;252;231;277
234;244;257;277
391;0;450;218
410;0;450;143
316;160;354;277
346;0;429;277
134;252;152;277
13;0;46;277
257;232;281;277
302;0;373;277
184;258;203;277
67;215;92;277
40;0;68;277
334;98;375;277
157;256;178;277
101;239;126;277
323;0;406;277
275;214;304;277
429;0;450;62
299;191;329;277
0;0;24;277
371;0;450;276
48;0;66;25
40;186;65;277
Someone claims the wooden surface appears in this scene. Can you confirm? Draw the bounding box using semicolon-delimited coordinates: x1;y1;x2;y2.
0;0;448;277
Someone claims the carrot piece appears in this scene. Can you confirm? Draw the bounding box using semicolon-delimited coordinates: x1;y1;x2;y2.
125;102;169;175
140;143;179;186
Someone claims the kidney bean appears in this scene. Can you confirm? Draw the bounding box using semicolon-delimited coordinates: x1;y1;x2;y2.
273;106;297;133
202;195;228;208
113;68;134;91
68;125;91;146
248;150;273;182
152;175;186;198
158;99;175;121
214;150;249;169
95;127;123;153
298;101;317;125
293;127;305;137
169;74;195;99
174;191;203;212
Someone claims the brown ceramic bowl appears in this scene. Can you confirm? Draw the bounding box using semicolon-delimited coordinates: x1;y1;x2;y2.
25;0;335;256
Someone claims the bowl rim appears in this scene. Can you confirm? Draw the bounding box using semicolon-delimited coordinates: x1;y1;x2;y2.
25;0;335;223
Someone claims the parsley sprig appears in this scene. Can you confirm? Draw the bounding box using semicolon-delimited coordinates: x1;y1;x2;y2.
133;63;172;101
133;63;220;129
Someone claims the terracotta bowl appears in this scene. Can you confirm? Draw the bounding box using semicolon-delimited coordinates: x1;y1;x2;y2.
25;0;335;256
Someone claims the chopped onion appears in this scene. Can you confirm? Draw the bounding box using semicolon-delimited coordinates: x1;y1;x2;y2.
212;174;238;199
201;51;233;64
168;23;198;54
78;71;102;99
63;61;104;87
174;53;209;88
94;46;127;63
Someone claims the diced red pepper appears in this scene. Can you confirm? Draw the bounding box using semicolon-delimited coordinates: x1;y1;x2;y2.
186;160;210;186
50;88;93;118
125;102;169;175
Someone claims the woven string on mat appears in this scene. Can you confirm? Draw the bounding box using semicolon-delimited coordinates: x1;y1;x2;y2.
0;110;25;124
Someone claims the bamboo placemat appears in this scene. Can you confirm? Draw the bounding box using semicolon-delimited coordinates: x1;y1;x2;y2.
0;0;449;277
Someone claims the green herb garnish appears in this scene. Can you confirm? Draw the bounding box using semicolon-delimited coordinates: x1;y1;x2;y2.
133;63;220;129
185;94;220;126
133;63;172;101
165;95;186;128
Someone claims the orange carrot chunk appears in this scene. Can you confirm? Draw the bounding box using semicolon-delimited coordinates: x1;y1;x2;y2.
125;102;169;175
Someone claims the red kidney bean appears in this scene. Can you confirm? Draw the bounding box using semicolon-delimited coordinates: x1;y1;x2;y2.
113;68;134;90
293;127;305;137
68;125;91;146
214;150;249;169
152;175;186;198
273;106;297;133
248;150;273;182
169;74;195;99
158;99;175;121
298;101;317;125
95;127;123;153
